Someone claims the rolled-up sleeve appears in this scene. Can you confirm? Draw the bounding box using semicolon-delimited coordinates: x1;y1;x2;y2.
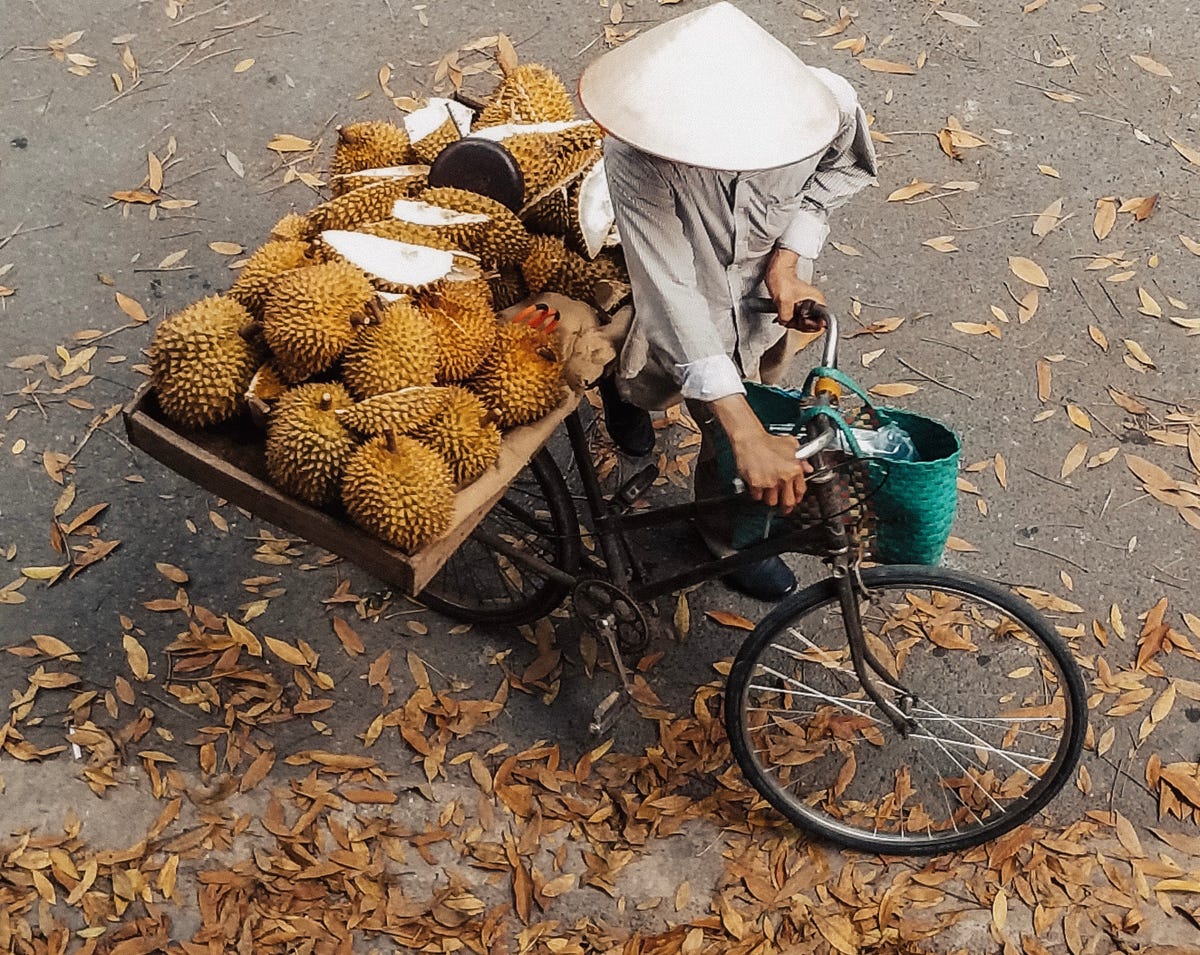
777;69;878;260
605;141;746;402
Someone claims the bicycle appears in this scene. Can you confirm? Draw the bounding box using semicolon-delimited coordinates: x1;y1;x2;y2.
418;310;1087;856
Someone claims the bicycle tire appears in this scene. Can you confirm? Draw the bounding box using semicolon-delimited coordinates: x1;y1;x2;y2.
726;565;1087;855
418;448;582;626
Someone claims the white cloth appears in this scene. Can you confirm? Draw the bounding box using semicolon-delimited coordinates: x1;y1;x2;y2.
603;67;877;410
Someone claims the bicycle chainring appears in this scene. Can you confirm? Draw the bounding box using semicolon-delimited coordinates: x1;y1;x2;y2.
572;580;650;655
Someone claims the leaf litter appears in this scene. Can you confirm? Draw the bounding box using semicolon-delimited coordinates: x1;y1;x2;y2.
2;2;1200;954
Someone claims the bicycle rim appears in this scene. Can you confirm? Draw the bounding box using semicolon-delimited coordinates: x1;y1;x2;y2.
726;566;1087;854
418;449;581;625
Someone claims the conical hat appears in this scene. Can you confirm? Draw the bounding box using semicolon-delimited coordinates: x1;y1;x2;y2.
578;1;839;171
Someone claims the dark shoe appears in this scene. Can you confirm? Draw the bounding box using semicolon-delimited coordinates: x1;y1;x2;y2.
721;556;797;601
598;375;655;456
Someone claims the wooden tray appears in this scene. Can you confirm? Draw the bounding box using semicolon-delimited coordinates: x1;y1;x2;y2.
122;385;580;595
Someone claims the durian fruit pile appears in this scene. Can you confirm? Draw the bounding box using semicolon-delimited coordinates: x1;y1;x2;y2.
147;61;623;556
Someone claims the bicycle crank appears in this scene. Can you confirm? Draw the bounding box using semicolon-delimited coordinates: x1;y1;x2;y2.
573;580;649;735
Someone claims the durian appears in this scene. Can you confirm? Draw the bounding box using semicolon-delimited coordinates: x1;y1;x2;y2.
341;433;455;553
414;386;501;486
467;120;603;203
335;386;450;437
520;235;614;303
474;64;577;129
340;298;438;399
329;121;414;181
303;176;431;237
488;265;528;311
149;295;262;429
468;322;565;428
260;261;376;383
419;186;533;267
424;298;497;382
331;164;429;200
228;240;312;317
265;384;357;507
269;213;310;242
318;231;457;293
403;98;473;164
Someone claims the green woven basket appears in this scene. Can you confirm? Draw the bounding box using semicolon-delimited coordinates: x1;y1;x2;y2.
712;373;961;565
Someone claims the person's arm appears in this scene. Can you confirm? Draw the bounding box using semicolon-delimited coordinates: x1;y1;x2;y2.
708;394;811;513
776;68;878;262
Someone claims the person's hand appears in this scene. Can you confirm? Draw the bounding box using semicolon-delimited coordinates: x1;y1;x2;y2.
765;247;827;333
733;430;813;513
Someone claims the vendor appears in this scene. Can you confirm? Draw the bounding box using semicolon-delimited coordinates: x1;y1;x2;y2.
578;1;877;600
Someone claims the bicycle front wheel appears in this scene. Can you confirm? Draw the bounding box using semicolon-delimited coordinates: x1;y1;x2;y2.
726;566;1086;855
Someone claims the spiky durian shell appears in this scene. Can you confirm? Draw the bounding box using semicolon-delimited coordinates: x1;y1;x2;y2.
341;436;455;553
329;121;414;180
414;386;501;486
523;187;571;237
419;187;533;267
269;213;310;242
421;274;495;317
273;381;354;418
468;323;564;428
425;301;497;382
520;235;609;302
335;386;450;437
265;387;357;506
475;64;577;129
149;295;262;429
304;178;431;238
410;116;461;164
351;219;462;252
228;240;313;317
260;262;376;383
340;299;438;399
490;123;603;202
488;266;528;311
331;167;428;200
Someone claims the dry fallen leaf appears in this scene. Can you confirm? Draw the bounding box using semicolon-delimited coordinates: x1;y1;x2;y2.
1130;53;1171;77
859;58;916;75
869;382;920;398
704;610;755;631
1009;256;1050;288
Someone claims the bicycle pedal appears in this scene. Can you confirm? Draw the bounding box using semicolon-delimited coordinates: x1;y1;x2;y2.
613;463;659;508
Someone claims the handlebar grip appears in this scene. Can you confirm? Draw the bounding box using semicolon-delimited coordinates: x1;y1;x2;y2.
747;297;831;328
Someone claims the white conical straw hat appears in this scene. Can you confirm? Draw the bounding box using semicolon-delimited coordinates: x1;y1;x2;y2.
578;1;839;171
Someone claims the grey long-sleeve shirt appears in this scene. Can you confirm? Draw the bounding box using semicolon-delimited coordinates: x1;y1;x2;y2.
603;67;877;410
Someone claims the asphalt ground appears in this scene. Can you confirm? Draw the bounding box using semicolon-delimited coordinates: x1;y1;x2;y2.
2;0;1200;952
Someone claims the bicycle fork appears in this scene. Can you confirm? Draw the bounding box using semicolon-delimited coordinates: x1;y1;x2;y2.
808;441;919;737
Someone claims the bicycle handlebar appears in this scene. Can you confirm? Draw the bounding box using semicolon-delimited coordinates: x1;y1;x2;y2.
747;297;840;370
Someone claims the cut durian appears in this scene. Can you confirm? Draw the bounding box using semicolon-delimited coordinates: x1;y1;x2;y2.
567;157;615;259
468;322;564;428
331;164;429;199
404;98;474;164
329;121;414;181
474;64;577;129
304;176;430;237
319;230;456;293
150;295;262;429
265;386;357;507
414;385;501;486
340;298;438;399
228;240;312;317
335;386;450;437
467;120;602;202
260;261;376;382
341;433;455;553
418;186;532;267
